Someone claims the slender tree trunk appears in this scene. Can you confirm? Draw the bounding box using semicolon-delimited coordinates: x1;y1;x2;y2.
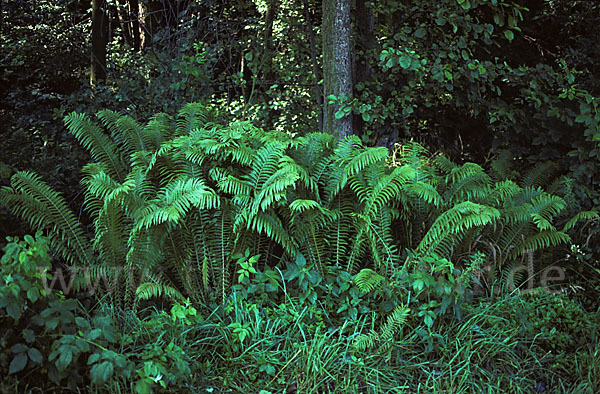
353;0;374;138
262;0;278;82
322;0;353;138
91;0;109;86
126;0;141;51
303;0;323;132
115;1;132;48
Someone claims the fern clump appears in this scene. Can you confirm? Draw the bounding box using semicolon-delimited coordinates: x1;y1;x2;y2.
1;103;594;308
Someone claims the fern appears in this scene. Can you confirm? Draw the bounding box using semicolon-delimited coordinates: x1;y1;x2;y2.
2;102;585;308
0;171;93;267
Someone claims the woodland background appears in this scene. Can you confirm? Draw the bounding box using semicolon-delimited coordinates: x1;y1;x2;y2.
1;0;600;392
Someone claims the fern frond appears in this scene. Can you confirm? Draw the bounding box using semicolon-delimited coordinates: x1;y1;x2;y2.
0;171;93;266
136;282;185;302
354;268;385;295
97;110;149;161
562;211;599;232
418;201;500;255
65;112;126;181
521;161;558;188
176;102;209;136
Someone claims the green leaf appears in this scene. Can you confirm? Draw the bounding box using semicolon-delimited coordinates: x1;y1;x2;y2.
22;329;35;344
424;315;434;328
87;328;102;341
414;28;427;38
6;302;21;320
27;287;39;303
88;353;101;365
9;353;28;374
57;349;73;371
27;348;43;364
494;14;504;26
295;253;307;267
399;56;412;69
12;343;28;353
504;30;514;41
91;361;114;385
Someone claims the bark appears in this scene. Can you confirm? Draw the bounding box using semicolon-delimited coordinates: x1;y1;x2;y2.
322;0;353;138
129;0;142;51
262;0;278;82
91;0;109;85
303;0;323;132
115;1;132;48
353;0;374;138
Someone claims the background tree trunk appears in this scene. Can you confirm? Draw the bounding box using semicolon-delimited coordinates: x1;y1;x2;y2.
322;0;353;138
91;0;109;85
353;0;374;138
304;0;323;133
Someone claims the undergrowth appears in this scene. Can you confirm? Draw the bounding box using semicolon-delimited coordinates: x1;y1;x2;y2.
0;103;598;392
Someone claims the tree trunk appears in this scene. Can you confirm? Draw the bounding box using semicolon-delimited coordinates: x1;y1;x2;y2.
303;0;323;132
129;0;142;51
91;0;109;86
322;0;353;138
115;1;132;48
353;0;374;138
262;0;278;82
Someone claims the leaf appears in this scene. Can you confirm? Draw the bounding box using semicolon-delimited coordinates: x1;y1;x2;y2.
494;14;504;26
12;343;28;353
91;361;114;385
87;328;102;341
27;348;43;364
399;56;412;69
57;349;73;371
295;252;307;267
6;302;21;320
504;30;514;41
9;353;28;374
424;315;434;328
414;28;427;38
88;353;101;365
22;329;35;344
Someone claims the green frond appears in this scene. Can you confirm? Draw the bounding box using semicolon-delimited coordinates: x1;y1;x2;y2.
289;199;322;213
521;161;558;188
489;150;517;181
508;230;570;259
562;211;599;232
97;110;149;160
379;305;410;341
352;304;410;351
64;112;126;181
433;153;457;173
136;282;185;302
418;201;500;255
0;171;93;266
443;163;491;203
354;268;385;295
403;181;442;207
218;175;253;196
176;102;209;136
363;165;415;216
143;112;173;148
135;178;218;230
